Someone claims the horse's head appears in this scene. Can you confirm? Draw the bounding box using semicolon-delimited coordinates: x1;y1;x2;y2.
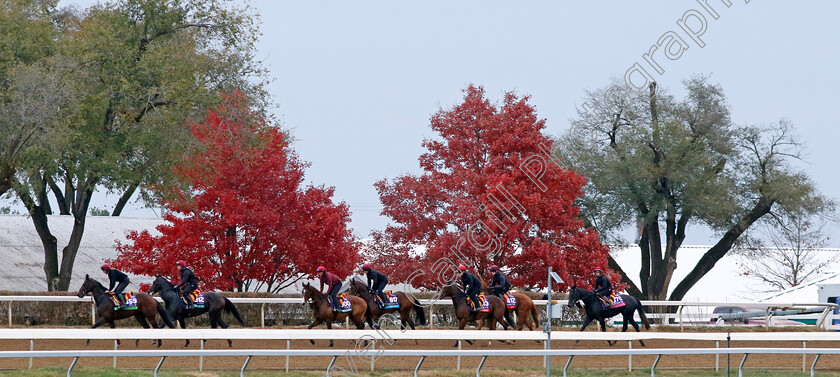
302;282;314;304
439;283;458;298
567;286;584;309
149;275;166;295
77;274;95;298
347;279;364;295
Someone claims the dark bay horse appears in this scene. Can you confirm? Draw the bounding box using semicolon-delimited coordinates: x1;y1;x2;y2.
348;280;426;334
567;286;651;346
302;282;367;347
77;274;175;346
440;284;509;346
149;275;245;347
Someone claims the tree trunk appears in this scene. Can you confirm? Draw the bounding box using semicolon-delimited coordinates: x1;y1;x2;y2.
669;197;775;300
17;189;61;291
55;188;94;291
112;183;138;216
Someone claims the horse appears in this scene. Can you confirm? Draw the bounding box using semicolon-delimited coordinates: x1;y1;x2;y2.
302;282;368;347
347;279;426;341
482;288;540;332
149;275;246;348
566;286;651;346
77;274;175;347
439;284;509;347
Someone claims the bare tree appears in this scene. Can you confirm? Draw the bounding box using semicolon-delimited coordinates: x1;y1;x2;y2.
736;210;836;292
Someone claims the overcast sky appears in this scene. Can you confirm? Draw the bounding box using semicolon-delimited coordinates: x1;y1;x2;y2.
62;1;840;247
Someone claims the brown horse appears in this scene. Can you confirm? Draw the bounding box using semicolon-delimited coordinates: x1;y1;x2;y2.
348;280;426;339
439;284;509;346
302;282;367;347
77;274;176;346
483;289;540;331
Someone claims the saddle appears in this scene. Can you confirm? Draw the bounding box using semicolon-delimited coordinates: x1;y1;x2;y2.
373;290;399;309
108;291;136;310
467;294;489;312
331;293;352;312
180;289;204;308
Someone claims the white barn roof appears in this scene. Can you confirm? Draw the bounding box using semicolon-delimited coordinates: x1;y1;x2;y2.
0;215;165;292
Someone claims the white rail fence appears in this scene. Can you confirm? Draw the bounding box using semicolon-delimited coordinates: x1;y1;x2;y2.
0;296;835;329
3;329;840;376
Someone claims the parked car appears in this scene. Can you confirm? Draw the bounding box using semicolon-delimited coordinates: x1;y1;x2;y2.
710;306;802;326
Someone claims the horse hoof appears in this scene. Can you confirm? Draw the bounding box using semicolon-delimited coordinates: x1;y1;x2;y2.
85;339;90;347
309;340;315;345
640;340;646;347
466;340;473;345
228;340;233;348
135;339;140;347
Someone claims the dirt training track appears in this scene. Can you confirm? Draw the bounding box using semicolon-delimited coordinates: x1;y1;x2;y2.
0;330;839;372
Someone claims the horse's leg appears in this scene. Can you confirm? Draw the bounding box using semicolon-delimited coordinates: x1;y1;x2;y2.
598;318;615;346
307;318;323;345
454;318;468;347
326;321;334;347
627;312;645;347
176;318;191;347
574;316;594;345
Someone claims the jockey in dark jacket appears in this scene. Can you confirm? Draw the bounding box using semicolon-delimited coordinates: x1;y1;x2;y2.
459;265;482;309
361;264;388;303
175;260;198;309
488;265;511;297
593;267;613;304
317;266;342;310
101;263;129;309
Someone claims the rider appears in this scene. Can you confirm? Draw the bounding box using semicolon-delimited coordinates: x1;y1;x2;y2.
488;265;511;298
593;267;613;305
175;260;198;309
101;263;129;309
459;265;482;310
361;263;388;304
317;266;342;310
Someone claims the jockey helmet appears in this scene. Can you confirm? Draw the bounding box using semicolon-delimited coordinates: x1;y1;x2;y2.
458;264;467;272
316;266;326;272
100;263;111;271
176;260;186;267
594;267;603;273
489;265;499;271
361;263;372;271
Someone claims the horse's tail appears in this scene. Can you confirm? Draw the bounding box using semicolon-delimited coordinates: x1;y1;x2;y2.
157;302;177;329
531;305;540;327
223;297;246;327
410;295;427;326
636;301;651;330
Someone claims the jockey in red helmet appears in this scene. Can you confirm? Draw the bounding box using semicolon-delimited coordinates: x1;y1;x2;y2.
317;266;342;310
458;265;481;309
361;264;388;304
101;263;130;309
593;267;613;304
174;260;198;309
488;265;511;298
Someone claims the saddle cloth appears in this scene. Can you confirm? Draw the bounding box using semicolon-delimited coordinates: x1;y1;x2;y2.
467;294;490;312
374;291;400;309
332;293;353;312
504;293;517;309
183;290;205;309
108;292;138;310
600;293;625;310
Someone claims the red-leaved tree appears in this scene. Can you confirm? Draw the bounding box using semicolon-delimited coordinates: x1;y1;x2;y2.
114;92;359;292
369;85;617;290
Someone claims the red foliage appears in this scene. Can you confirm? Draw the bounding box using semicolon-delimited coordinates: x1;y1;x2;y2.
370;85;617;290
113;92;360;292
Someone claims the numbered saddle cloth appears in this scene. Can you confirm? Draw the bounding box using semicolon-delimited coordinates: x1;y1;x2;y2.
380;291;399;309
600;293;625;310
504;293;517;309
468;295;491;312
111;292;138;310
335;293;353;312
183;290;205;309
